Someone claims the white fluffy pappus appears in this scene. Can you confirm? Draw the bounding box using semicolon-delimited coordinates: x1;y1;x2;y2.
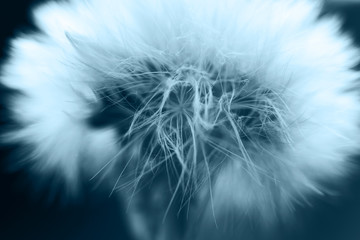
1;0;360;239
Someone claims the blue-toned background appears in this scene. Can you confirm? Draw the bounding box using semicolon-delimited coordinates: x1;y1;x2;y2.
1;1;360;240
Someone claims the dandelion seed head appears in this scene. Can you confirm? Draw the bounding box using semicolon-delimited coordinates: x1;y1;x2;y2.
2;0;360;225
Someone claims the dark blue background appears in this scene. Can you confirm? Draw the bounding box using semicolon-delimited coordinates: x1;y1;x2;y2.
1;1;360;240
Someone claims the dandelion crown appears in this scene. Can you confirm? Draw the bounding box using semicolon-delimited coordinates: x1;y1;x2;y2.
1;0;360;239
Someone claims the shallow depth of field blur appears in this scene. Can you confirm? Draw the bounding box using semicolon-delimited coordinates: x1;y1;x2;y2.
1;1;360;240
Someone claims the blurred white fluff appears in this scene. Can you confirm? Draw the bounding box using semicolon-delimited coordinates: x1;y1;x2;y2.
1;0;360;237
